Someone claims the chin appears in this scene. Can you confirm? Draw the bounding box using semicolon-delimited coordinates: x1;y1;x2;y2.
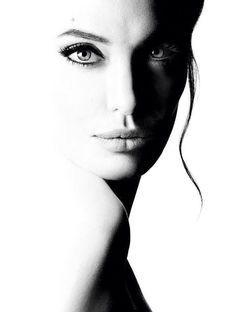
63;136;168;180
89;144;165;181
88;153;144;181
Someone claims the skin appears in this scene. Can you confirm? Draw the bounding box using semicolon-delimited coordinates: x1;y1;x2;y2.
49;0;188;310
1;0;204;311
0;0;199;311
53;0;187;183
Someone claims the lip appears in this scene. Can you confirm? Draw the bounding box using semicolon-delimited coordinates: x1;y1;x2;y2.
93;129;154;152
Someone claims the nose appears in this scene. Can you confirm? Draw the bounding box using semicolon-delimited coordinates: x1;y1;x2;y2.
106;58;136;116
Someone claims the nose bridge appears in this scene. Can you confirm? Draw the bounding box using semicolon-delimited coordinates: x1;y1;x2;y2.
106;56;136;115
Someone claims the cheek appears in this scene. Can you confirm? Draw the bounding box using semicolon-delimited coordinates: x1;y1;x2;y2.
139;67;187;166
53;64;106;132
144;66;186;129
153;64;187;104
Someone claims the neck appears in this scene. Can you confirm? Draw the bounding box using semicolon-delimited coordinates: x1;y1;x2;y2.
105;177;141;216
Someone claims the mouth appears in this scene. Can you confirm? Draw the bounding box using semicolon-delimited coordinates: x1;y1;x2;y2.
93;129;154;152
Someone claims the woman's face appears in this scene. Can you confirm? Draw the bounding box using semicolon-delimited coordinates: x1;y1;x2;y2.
53;0;187;180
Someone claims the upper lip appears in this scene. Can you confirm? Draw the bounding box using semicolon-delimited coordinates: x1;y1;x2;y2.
93;129;153;139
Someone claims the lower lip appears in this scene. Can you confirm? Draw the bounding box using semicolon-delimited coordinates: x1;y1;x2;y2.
93;136;152;153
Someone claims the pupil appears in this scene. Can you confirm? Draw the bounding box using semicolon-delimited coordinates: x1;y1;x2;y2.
77;50;91;61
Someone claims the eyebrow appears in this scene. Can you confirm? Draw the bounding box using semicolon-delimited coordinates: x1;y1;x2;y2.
58;29;110;44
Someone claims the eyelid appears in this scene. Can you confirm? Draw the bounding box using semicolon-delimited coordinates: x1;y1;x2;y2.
59;42;104;58
153;43;180;54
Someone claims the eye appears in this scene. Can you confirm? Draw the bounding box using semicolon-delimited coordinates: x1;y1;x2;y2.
149;44;179;62
59;43;104;66
151;47;166;59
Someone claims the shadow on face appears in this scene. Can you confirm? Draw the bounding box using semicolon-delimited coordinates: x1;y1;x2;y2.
52;0;195;180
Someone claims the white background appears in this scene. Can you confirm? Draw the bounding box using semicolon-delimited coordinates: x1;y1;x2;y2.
129;1;250;311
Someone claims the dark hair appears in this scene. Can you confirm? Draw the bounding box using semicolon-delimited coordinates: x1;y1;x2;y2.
180;51;203;206
155;0;205;205
179;1;204;205
154;0;204;38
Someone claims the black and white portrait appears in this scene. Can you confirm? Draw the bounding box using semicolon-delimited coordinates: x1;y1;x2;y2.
0;0;249;311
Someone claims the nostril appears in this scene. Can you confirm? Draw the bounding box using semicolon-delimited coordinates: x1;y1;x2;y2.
124;115;136;129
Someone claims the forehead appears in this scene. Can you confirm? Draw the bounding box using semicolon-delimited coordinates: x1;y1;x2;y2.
54;0;158;45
